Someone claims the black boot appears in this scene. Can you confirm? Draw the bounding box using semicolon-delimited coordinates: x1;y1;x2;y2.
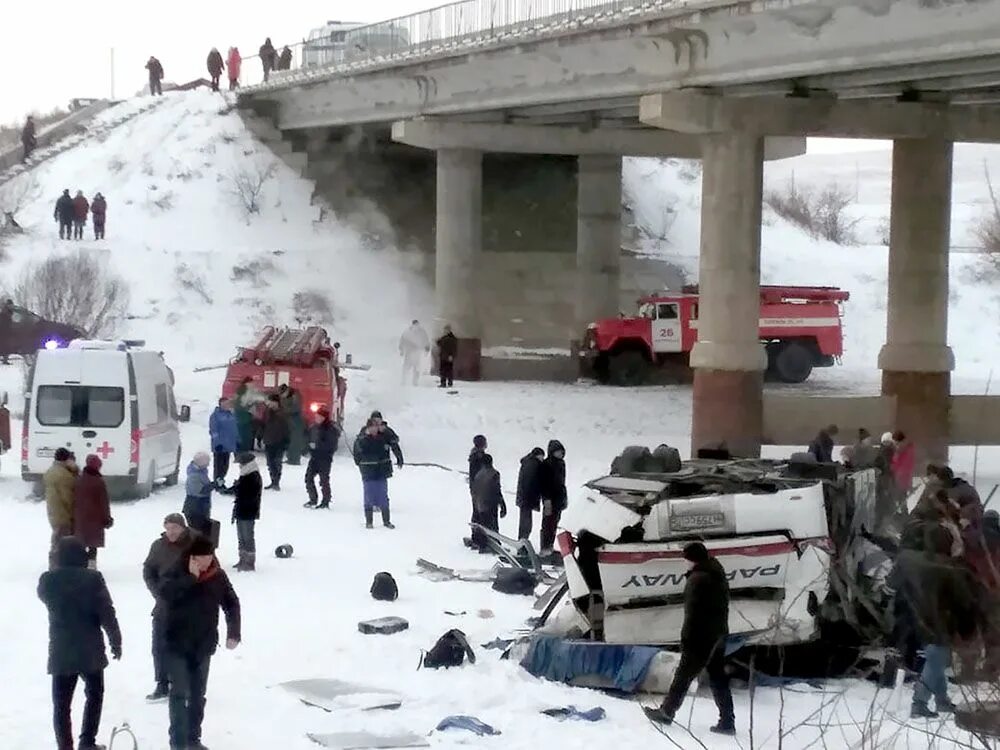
365;508;374;529
381;508;395;529
146;683;169;701
303;499;317;508
643;706;674;725
316;500;330;509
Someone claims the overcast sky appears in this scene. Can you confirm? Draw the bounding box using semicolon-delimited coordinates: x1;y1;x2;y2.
1;0;431;124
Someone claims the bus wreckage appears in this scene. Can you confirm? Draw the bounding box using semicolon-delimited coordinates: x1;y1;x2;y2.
540;451;903;652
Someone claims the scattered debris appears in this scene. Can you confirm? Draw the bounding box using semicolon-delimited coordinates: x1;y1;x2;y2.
481;637;515;651
358;616;409;635
420;629;476;669
415;558;496;583
434;715;500;736
541;706;607;722
278;679;402;712
306;731;429;749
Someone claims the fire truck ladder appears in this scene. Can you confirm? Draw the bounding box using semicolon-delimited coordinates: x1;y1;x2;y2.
262;326;329;366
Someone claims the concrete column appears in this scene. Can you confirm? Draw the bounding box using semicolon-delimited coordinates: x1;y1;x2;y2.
575;155;622;333
878;138;955;464
435;148;483;339
691;132;767;458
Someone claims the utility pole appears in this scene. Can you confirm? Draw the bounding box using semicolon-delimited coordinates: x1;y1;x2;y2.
110;48;115;100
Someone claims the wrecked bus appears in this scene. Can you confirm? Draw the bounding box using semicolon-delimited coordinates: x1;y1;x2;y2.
544;455;897;651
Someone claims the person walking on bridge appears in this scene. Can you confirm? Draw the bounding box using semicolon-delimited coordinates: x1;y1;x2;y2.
258;38;277;82
278;45;293;71
206;48;225;92
145;56;164;96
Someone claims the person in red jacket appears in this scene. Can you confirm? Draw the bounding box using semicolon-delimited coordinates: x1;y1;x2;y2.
206;48;224;92
90;193;107;239
73;455;113;567
72;191;89;240
890;430;917;495
227;47;242;90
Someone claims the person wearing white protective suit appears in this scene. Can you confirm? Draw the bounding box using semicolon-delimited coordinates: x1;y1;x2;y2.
398;320;430;385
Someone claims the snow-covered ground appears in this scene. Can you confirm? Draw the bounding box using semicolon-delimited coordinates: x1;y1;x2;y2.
2;90;1000;749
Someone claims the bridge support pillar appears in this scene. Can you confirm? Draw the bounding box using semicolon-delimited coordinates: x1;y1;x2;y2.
575;154;622;332
690;132;767;458
436;148;483;375
878;138;955;465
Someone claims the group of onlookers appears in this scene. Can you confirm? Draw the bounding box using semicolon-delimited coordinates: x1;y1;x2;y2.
53;189;107;240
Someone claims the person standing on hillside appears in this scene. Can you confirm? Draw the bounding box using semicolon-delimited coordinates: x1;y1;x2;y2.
227;47;242;89
436;324;458;389
399;320;430;386
209;398;239;489
539;440;567;556
146;56;164;96
259;38;277;82
90;193;107;239
142;514;198;702
206;48;224;92
72;191;89;240
278;45;293;71
262;395;290;490
73;455;113;568
38;536;122;750
353;418;397;529
304;407;339;509
644;542;735;735
159;537;241;750
54;189;75;240
45;448;77;569
516;447;545;542
471;453;506;545
231;452;262;572
21;115;36;163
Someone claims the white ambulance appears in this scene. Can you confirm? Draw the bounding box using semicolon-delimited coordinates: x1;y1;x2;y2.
21;340;189;497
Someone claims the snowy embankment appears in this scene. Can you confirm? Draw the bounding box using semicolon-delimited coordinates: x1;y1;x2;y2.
0;92;999;749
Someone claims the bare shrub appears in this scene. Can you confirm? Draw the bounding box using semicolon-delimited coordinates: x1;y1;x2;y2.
876;217;891;247
174;262;213;304
226;158;276;217
13;250;130;337
765;177;860;245
976;162;1000;267
107;157;126;174
145;188;175;212
292;290;334;325
219;131;238;144
231;256;277;288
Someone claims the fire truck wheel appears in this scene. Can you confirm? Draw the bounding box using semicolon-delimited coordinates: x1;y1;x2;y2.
608;350;650;386
774;342;814;384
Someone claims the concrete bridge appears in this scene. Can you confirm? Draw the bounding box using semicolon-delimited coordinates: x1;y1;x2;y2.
241;0;1000;460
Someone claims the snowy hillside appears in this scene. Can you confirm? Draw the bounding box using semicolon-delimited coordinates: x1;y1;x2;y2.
624;145;1000;386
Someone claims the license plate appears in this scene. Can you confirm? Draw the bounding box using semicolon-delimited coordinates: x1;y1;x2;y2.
36;447;55;458
671;512;726;531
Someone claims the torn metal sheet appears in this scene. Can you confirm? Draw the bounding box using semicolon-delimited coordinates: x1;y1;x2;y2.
415;557;497;583
306;731;429;749
278;679;402;712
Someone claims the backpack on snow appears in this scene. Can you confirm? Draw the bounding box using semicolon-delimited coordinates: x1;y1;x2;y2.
370;571;398;602
420;628;476;669
491;566;538;596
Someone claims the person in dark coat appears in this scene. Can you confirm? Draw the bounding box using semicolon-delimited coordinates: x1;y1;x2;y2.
539;439;567;554
21;115;36;162
277;45;293;71
146;56;164;95
261;394;290;490
38;537;122;750
644;542;735;735
231;452;262;572
90;192;107;239
807;424;838;463
466;435;489;547
281;386;306;465
436;324;458;388
183;452;213;535
73;455;112;565
206;47;225;91
72;190;89;240
209;398;239;488
516;447;545;541
54;189;75;240
0;298;12;364
159;536;240;750
304;407;340;509
142;513;198;701
259;38;277;81
364;410;404;467
470;453;506;547
353;418;396;529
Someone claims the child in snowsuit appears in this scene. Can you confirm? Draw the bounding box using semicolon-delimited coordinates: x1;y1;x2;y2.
231;453;262;571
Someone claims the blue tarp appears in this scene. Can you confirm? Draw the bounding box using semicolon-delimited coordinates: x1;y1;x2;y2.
520;635;660;692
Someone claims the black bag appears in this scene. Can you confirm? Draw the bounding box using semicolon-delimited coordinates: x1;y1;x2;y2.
420;628;475;669
370;571;398;601
492;567;538;596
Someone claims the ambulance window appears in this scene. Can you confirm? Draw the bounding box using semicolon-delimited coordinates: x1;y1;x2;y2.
657;303;679;320
37;387;73;425
37;386;124;427
155;384;170;422
87;388;124;427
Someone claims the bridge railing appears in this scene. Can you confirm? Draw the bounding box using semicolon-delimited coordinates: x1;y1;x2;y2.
239;0;680;88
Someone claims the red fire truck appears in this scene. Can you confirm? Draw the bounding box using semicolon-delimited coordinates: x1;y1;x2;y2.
580;285;849;385
221;327;347;422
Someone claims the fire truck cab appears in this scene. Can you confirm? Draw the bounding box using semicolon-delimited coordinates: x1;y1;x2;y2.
580;285;849;385
221;327;345;423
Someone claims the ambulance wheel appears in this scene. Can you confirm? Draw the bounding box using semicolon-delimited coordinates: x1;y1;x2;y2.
164;447;181;486
608;350;650;386
136;466;155;499
774;342;813;384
